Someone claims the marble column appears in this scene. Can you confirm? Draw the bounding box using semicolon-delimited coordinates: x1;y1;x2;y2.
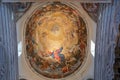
0;3;18;80
94;0;120;80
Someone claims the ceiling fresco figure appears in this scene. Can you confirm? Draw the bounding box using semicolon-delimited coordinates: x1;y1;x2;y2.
25;2;87;79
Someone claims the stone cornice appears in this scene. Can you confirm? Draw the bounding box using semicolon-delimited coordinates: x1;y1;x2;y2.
2;0;111;3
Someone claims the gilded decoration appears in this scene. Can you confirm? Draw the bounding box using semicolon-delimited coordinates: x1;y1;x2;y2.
25;2;87;78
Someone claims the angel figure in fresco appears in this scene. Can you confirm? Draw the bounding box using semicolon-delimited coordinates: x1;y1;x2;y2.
79;40;86;54
48;47;65;63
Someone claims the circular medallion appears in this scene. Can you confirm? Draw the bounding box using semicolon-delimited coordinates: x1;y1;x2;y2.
25;2;87;79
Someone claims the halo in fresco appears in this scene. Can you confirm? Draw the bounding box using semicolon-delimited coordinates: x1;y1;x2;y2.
25;2;87;79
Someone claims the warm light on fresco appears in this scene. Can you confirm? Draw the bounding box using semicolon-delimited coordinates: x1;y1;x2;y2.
25;2;87;79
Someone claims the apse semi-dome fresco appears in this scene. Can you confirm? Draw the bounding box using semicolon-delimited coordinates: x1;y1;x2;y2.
25;2;87;79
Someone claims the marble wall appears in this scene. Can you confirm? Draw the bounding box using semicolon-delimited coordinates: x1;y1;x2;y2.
0;3;18;80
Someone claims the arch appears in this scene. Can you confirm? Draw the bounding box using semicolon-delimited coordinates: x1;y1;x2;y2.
24;2;88;79
17;1;95;80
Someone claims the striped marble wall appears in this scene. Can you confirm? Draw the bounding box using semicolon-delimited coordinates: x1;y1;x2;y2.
0;3;18;80
95;0;120;80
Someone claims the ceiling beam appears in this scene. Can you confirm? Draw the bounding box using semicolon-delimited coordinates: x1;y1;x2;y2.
2;0;112;3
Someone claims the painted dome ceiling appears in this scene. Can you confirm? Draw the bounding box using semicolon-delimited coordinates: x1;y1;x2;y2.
25;2;87;79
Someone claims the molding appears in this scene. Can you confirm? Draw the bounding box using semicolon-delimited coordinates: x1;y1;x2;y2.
2;0;111;3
